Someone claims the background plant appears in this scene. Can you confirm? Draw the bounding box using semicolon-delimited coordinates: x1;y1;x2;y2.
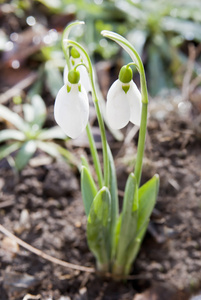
0;95;75;171
1;0;201;96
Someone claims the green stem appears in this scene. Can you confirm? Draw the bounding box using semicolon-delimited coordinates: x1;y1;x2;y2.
134;71;148;186
86;123;103;188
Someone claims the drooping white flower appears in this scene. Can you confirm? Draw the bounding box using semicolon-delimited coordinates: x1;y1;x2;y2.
106;66;142;129
54;69;89;139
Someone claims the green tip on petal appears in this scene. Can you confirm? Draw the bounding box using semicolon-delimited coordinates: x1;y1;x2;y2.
119;65;132;84
122;84;130;94
68;69;80;84
67;85;71;93
71;47;80;59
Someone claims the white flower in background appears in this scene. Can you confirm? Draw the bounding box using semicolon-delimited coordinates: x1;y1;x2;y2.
54;69;89;139
63;47;91;94
106;66;142;129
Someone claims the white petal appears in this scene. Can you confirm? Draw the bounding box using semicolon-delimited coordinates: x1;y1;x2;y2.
54;85;89;139
63;65;68;85
127;81;142;126
106;80;130;129
77;65;91;93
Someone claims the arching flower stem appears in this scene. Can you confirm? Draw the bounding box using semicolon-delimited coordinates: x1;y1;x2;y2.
62;31;109;188
68;40;110;188
74;62;89;72
101;30;149;187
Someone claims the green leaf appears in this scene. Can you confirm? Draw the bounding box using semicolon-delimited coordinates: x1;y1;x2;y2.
31;95;47;128
137;174;159;233
0;105;29;132
37;126;66;140
113;173;138;271
15;140;37;171
0;142;21;160
81;166;98;216
45;61;63;98
36;141;60;158
124;220;148;276
81;155;90;169
107;145;119;241
23;103;35;124
147;44;171;95
119;174;159;276
87;187;111;270
0;129;25;142
162;17;201;42
56;144;78;167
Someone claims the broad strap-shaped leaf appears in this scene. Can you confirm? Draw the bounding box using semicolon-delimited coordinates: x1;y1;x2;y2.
137;174;159;234
0;129;25;142
36;140;61;158
0;104;29;132
124;220;149;276
0;142;21;160
113;173;138;269
37;140;78;167
45;61;63;98
107;144;119;242
31;95;47;128
23;103;35;124
87;187;111;270
15;140;37;171
81;155;90;169
81;166;98;216
121;174;160;276
37;126;67;140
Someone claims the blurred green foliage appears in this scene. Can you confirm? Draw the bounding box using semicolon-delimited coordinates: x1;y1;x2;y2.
1;0;201;94
0;95;76;171
37;0;201;95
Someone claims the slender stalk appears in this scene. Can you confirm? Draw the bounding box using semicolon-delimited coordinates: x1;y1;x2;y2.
67;40;110;188
93;97;109;188
86;123;103;188
134;71;148;186
134;102;147;186
100;30;149;186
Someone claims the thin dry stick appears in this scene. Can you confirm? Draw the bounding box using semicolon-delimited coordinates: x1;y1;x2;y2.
0;224;151;280
0;224;95;273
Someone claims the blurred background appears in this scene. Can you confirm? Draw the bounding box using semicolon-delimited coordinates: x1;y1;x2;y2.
1;0;201;97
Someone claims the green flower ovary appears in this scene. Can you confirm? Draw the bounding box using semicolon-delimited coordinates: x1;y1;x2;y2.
68;69;80;84
119;66;132;84
71;47;80;59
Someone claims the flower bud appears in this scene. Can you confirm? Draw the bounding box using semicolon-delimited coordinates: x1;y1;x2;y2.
71;47;80;59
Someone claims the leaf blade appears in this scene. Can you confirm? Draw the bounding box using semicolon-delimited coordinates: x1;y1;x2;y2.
81;166;98;216
15;140;37;171
0;129;25;142
87;187;111;271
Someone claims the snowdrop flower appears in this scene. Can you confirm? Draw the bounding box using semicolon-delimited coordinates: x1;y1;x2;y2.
63;47;91;94
54;69;89;139
106;65;142;129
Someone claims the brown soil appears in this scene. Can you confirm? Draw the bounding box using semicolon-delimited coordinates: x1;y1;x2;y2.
0;96;201;300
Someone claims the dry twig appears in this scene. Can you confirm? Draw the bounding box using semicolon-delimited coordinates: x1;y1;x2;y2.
0;224;95;273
